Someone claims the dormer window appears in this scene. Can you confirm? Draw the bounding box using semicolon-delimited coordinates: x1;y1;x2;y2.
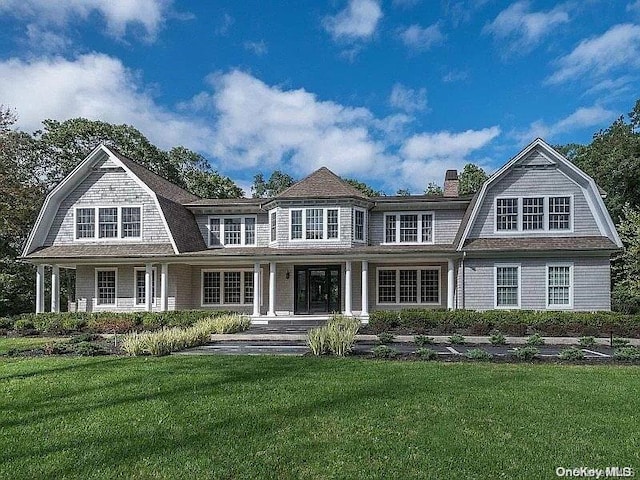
289;208;340;241
208;216;257;247
383;212;434;244
74;206;141;240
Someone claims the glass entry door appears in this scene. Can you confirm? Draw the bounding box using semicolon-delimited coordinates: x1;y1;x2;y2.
294;265;341;314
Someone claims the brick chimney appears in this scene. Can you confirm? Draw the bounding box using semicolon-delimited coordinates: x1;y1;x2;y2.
443;170;459;197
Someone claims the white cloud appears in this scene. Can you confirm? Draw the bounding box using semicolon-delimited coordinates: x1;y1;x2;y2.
0;54;501;191
628;1;640;13
442;70;468;83
399;24;444;50
243;40;268;56
389;83;427;113
323;0;382;41
513;105;615;143
0;54;211;152
0;0;172;41
547;23;640;85
483;1;569;53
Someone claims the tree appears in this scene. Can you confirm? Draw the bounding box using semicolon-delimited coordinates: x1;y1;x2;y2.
424;182;443;196
168;147;242;198
611;204;640;313
458;163;488;195
344;178;382;197
251;170;295;197
396;188;411;196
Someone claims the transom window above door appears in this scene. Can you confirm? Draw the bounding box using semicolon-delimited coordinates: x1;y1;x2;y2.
289;208;340;241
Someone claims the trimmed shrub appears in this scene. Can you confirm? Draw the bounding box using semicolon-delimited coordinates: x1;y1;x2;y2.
512;346;539;361
612;338;630;348
559;347;585;361
465;348;493;360
414;335;434;347
489;331;506;346
448;334;465;345
14;318;34;331
613;347;640;362
72;341;107;356
578;336;596;348
377;332;395;344
415;348;437;360
371;345;399;358
88;316;137;334
68;333;100;344
526;333;545;346
0;317;13;329
369;311;400;332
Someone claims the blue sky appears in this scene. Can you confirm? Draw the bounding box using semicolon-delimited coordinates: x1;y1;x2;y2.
0;0;638;194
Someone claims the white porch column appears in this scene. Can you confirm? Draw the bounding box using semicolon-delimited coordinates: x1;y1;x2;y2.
447;259;455;310
253;262;261;317
145;263;153;312
160;263;168;312
361;260;369;318
35;264;45;314
344;261;353;316
267;262;276;316
51;265;60;313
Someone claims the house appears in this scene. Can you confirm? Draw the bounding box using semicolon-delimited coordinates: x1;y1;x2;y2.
21;139;622;321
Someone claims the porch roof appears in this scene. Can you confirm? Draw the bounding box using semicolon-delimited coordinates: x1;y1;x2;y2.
22;243;176;259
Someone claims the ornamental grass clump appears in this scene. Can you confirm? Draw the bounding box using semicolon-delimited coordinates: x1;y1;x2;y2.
307;315;359;357
307;327;329;356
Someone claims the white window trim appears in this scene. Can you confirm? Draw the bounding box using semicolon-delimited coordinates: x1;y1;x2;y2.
494;263;521;309
493;195;574;234
95;267;118;308
353;207;367;243
288;207;341;242
382;211;435;245
545;263;574;310
207;215;258;248
269;210;277;244
375;266;441;306
74;205;143;242
200;268;263;307
133;267;157;306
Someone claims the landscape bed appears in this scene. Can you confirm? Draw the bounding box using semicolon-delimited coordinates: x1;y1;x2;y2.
1;356;638;479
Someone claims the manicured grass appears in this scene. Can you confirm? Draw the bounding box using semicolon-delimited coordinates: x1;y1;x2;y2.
1;357;639;479
0;337;67;355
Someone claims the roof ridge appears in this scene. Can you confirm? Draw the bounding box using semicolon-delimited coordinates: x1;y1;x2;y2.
276;166;369;199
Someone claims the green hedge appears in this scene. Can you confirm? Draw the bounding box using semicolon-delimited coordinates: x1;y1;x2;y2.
9;310;234;335
368;309;640;337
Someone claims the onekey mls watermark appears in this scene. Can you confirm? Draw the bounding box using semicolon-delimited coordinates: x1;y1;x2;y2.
556;467;635;478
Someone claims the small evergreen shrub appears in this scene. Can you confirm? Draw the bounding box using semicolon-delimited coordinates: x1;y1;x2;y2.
578;336;596;348
14;318;35;331
612;338;630;348
415;348;437;360
371;345;399;358
489;331;506;346
414;335;435;347
613;347;640;362
559;347;585;361
448;334;465;345
512;346;540;361
465;348;493;360
377;332;395;344
0;317;14;329
71;341;107;356
526;333;545;346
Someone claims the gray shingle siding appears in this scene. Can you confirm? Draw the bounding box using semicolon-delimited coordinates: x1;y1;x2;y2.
461;256;610;311
469;166;600;238
45;167;170;246
369;209;464;245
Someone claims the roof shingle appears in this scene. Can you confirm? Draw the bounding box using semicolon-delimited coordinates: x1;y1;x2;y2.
275;167;370;200
463;236;619;251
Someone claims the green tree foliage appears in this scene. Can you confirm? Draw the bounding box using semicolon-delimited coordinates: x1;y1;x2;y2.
396;188;411;196
344;178;382;197
251;171;295;197
424;182;443;196
458;163;488;195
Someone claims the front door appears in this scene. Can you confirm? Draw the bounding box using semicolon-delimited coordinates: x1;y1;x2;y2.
294;265;341;314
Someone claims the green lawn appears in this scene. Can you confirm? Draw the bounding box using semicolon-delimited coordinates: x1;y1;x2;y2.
1;357;638;479
0;337;67;355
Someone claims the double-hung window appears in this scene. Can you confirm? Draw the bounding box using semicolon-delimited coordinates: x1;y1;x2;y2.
75;206;141;240
547;264;572;308
202;270;255;305
377;267;440;305
96;269;117;306
289;208;340;241
495;265;520;308
208;217;256;247
354;209;365;242
496;199;518;231
549;197;571;230
134;268;156;306
522;198;544;230
384;212;434;244
270;211;277;242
